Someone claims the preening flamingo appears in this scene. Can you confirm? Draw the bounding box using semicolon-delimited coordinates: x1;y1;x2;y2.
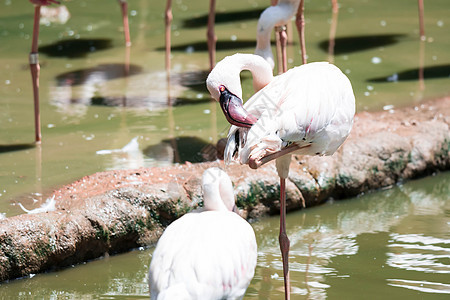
28;0;130;142
148;167;257;299
206;53;355;299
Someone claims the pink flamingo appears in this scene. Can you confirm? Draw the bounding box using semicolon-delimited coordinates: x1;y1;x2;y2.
28;0;131;143
149;167;257;299
262;0;424;72
207;53;355;299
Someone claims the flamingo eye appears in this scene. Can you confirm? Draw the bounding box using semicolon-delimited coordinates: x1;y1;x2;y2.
219;85;226;93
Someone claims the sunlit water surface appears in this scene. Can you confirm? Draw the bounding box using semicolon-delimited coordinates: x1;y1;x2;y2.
0;172;448;299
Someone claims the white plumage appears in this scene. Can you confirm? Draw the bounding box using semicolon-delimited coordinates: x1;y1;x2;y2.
207;53;355;298
206;53;355;171
148;167;257;300
226;59;355;168
255;0;301;69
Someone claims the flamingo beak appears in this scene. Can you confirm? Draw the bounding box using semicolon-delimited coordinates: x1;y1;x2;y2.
218;85;257;128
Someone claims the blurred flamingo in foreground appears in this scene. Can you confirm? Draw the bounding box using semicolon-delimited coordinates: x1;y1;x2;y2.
149;167;257;299
28;0;130;143
207;53;355;299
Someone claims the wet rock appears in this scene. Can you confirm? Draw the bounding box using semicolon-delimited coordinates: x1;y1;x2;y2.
0;97;449;282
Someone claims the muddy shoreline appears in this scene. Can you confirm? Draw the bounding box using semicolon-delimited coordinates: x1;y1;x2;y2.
0;97;449;282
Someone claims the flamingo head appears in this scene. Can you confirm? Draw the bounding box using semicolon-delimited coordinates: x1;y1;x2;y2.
206;54;268;128
217;85;257;128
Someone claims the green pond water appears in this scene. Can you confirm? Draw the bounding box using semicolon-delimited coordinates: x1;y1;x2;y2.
0;0;449;298
0;172;448;299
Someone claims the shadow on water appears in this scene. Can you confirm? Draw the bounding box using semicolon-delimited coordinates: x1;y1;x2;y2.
0;143;35;153
39;38;113;58
182;8;264;28
156;40;256;52
318;34;406;54
367;64;450;82
144;136;217;164
55;64;142;86
177;70;209;94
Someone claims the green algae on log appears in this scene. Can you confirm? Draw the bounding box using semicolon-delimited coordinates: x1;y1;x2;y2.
0;97;449;282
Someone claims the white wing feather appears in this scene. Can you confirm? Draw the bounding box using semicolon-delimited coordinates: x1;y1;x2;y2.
225;62;355;164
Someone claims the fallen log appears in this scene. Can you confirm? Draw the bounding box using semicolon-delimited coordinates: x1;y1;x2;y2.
0;97;449;282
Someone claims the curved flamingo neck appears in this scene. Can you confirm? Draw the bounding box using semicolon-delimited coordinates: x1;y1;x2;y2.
202;168;235;212
238;54;274;93
206;53;273;102
255;1;300;69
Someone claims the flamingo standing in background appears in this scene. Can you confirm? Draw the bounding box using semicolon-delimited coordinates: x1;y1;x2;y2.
266;0;425;71
28;0;131;143
256;0;339;73
206;53;355;299
149;167;257;299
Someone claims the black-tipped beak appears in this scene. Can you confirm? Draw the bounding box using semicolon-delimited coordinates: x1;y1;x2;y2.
219;85;257;128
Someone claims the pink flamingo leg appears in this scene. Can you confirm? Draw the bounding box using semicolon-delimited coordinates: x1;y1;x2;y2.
417;0;425;40
328;1;339;63
30;5;41;143
118;0;131;47
277;26;288;73
165;0;172;73
207;0;217;70
295;0;307;65
279;178;291;300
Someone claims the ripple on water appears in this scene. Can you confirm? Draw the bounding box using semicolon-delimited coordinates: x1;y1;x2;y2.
387;233;450;274
387;279;450;294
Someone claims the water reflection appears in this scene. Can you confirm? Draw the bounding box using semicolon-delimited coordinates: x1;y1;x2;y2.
49;68;200;118
55;63;142;86
0;173;448;299
39;38;113;58
248;173;449;298
97;135;219;171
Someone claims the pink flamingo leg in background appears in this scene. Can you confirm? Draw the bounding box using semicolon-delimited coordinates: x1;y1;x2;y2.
118;0;131;47
295;0;307;65
417;0;425;40
165;0;172;73
207;0;217;70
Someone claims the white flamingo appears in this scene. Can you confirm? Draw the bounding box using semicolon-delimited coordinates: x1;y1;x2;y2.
256;0;339;73
206;53;355;299
255;0;301;72
148;167;257;300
